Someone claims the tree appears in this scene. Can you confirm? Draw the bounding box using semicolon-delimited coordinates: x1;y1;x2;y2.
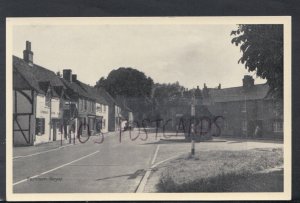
152;82;186;105
95;67;154;98
151;82;188;119
96;77;106;87
231;25;283;98
95;67;154;121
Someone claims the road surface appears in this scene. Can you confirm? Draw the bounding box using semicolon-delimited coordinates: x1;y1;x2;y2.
13;130;159;193
13;130;283;193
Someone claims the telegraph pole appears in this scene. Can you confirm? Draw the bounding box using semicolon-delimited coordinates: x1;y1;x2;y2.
191;93;196;156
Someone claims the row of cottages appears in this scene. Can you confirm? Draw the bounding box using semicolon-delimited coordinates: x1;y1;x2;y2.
59;69;110;138
13;41;130;146
96;86;122;132
159;75;283;139
202;75;283;139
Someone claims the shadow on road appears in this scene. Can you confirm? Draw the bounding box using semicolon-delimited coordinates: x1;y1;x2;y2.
96;169;145;181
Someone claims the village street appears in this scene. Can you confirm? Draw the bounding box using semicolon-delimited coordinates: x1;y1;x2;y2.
13;130;283;193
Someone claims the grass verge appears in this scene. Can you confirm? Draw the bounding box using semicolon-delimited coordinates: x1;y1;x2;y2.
157;148;283;192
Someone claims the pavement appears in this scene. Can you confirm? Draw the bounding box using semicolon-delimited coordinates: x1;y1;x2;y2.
12;131;283;193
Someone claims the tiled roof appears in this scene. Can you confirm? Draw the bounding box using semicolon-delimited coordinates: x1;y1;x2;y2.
75;81;108;105
13;56;64;96
14;55;125;109
59;77;91;100
96;86;117;106
203;84;270;103
13;64;42;92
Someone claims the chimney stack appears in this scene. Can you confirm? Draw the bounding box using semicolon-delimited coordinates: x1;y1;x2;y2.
243;75;254;89
63;69;72;83
23;41;33;66
72;74;77;82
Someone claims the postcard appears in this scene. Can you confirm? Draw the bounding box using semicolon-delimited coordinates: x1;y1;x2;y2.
6;16;291;201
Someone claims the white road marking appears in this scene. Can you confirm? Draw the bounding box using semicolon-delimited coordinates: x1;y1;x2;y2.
136;152;184;193
152;153;183;168
13;144;74;160
151;145;160;165
136;145;159;193
13;150;100;186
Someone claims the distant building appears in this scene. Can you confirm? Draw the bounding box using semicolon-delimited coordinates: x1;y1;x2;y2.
202;75;283;139
161;86;212;131
115;96;134;129
60;71;110;137
96;86;122;132
75;79;109;133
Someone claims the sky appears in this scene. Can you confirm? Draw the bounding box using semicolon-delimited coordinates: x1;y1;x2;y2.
12;23;266;89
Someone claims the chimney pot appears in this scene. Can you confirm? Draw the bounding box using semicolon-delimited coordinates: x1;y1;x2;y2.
26;41;31;51
72;74;77;82
23;41;33;66
63;69;72;82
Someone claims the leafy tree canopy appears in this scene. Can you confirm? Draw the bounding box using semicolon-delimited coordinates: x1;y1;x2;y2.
231;24;283;98
152;82;186;105
95;67;154;99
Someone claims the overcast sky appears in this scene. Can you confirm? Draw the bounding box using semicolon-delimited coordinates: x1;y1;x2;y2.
13;24;266;89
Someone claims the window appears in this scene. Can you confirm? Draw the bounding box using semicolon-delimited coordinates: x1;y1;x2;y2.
45;93;51;108
241;102;246;112
273;102;282;117
59;99;63;109
84;99;87;110
273;121;283;132
242;120;247;131
78;99;82;111
36;118;45;135
89;101;92;112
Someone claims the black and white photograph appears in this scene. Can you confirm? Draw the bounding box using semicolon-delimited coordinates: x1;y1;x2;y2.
6;17;291;201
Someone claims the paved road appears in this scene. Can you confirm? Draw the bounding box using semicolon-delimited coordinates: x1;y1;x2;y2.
13;130;283;193
13;130;159;193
